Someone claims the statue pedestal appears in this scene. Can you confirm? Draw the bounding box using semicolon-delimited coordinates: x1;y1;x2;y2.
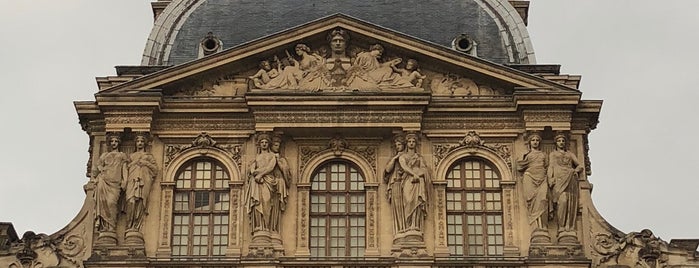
247;230;284;258
89;245;146;261
95;231;117;246
392;230;429;258
531;228;552;244
557;230;578;244
528;242;585;259
124;230;145;245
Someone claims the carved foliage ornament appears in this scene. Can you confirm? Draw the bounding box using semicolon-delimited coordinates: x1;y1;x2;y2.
299;138;377;176
433;131;512;168
592;229;669;267
164;132;242;168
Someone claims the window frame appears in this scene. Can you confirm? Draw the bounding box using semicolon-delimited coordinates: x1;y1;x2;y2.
445;158;505;257
309;160;367;257
171;158;231;257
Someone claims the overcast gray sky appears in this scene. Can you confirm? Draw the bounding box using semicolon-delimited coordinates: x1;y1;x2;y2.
1;1;697;242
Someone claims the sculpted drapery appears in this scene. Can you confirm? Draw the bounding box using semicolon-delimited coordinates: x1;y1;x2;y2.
548;134;583;241
123;134;158;233
384;134;430;242
245;134;290;234
93;134;128;237
517;134;548;230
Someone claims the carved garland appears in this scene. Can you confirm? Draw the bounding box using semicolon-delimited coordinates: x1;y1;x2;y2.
299;145;378;176
433;131;512;168
164;132;242;169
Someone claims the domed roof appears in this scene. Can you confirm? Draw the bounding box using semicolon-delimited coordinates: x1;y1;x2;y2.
141;0;535;66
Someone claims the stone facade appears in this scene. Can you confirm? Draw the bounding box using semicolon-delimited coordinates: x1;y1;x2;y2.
1;2;698;268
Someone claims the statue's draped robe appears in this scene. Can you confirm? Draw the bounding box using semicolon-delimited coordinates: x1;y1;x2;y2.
547;150;580;232
517;150;548;226
124;151;158;231
386;151;430;234
94;151;128;232
245;151;289;233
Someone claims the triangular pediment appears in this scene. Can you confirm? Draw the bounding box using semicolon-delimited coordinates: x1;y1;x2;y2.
98;14;578;97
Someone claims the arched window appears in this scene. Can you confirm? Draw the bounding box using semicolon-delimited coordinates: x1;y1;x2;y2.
445;158;504;256
309;161;366;257
172;159;230;256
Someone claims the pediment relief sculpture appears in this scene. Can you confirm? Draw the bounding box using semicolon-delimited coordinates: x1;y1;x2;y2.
246;28;426;92
430;73;506;97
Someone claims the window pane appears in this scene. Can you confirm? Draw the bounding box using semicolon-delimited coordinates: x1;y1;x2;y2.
445;158;503;257
310;161;366;257
172;159;230;256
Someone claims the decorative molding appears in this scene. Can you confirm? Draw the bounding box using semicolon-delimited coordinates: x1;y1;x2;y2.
299;191;308;248
423;118;523;130
153;118;255;132
433;131;512;168
160;190;172;247
368;191;376;248
523;110;572;122
299;144;378;176
230;189;239;246
505;190;514;246
164;132;242;169
254;111;422;125
437;188;446;247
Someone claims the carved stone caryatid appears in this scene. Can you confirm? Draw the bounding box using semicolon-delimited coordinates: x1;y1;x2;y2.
383;133;430;257
123;133;158;245
548;133;583;244
244;133;291;257
516;132;550;244
249;28;425;91
92;132;128;245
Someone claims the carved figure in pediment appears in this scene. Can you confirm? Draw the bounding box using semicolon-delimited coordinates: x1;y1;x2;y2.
123;133;158;244
244;133;290;236
92;133;128;245
383;133;431;244
347;44;412;89
548;134;583;243
259;44;326;90
517;133;550;243
249;58;281;88
392;59;426;87
431;73;478;96
324;28;352;86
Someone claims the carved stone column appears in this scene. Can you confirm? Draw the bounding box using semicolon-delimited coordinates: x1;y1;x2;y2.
432;181;450;257
155;182;174;257
226;181;244;257
295;184;311;257
364;183;380;256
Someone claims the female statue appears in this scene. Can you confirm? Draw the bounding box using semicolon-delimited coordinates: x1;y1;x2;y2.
548;134;583;241
123;133;158;235
93;133;128;242
517;133;549;241
245;133;290;234
384;133;430;241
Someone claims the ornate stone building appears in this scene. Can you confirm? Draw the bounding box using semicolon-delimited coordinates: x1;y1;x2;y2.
1;1;698;267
